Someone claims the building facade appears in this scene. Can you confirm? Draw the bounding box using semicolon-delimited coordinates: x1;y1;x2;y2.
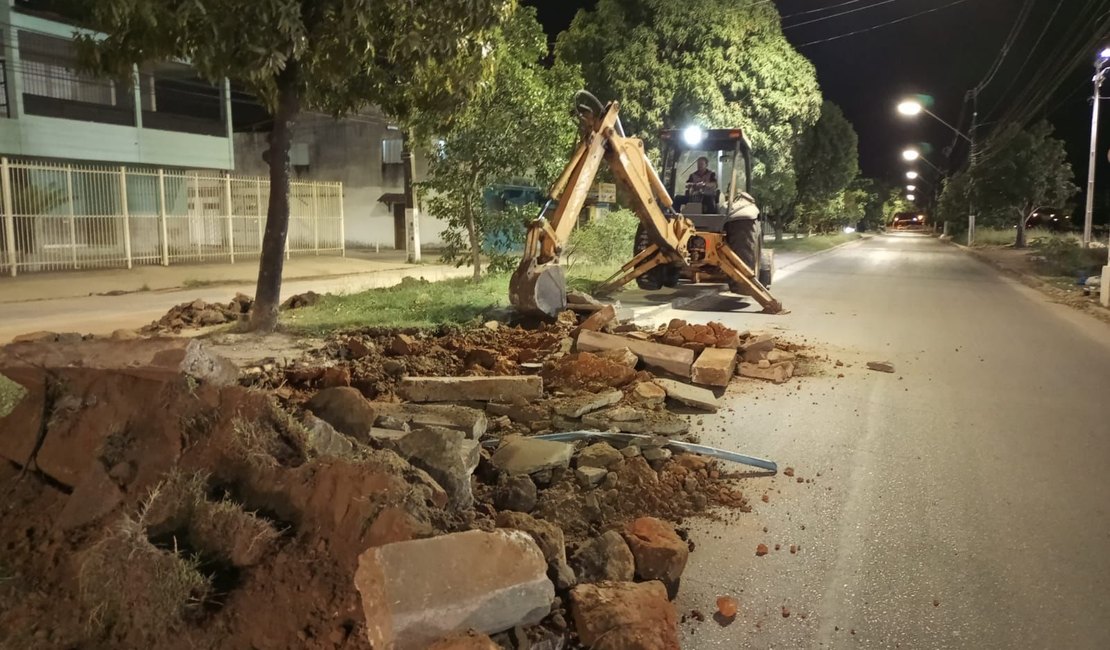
234;111;447;251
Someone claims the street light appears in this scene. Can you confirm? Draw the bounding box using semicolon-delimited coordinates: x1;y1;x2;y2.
906;171;919;180
906;184;917;191
896;97;973;143
1083;49;1110;248
906;194;916;202
902;148;920;161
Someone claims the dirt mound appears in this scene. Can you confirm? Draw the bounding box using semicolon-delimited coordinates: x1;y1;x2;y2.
0;361;449;650
541;351;649;392
143;294;253;333
656;319;740;352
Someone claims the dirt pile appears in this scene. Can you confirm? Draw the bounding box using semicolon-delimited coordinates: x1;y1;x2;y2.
142;293;253;333
0;340;453;650
1;299;813;648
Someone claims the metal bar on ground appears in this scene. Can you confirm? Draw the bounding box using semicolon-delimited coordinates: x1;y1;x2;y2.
529;431;778;473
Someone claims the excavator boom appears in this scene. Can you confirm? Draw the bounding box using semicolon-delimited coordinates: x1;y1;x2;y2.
509;92;782;318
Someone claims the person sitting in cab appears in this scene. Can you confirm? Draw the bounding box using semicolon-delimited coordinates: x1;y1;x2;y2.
686;156;718;213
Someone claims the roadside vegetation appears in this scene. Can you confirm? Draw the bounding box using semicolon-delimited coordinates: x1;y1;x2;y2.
764;232;862;254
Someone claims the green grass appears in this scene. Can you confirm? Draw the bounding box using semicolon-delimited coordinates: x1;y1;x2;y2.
282;264;620;334
764;232;862;253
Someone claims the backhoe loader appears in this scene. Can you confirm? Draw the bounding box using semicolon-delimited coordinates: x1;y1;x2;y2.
509;91;783;318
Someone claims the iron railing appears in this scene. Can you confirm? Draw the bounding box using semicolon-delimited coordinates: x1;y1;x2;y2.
0;157;344;276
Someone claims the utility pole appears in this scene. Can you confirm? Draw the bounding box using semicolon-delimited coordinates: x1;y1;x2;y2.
967;88;979;246
401;129;422;263
1084;52;1110;247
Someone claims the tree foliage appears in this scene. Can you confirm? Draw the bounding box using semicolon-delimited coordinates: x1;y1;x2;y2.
424;6;582;279
80;0;511;330
937;120;1077;246
556;0;822;210
783;101;859;237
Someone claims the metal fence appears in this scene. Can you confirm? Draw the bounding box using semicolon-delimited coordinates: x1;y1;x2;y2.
0;157;344;276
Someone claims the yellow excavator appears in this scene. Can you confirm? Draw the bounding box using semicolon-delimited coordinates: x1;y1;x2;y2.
509;91;783;318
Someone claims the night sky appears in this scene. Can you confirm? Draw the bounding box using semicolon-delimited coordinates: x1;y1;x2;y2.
527;0;1110;203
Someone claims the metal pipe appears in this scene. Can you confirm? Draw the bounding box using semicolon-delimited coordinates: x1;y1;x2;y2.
529;431;778;473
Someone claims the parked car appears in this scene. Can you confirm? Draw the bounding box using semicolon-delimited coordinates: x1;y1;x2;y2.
891;212;926;231
1024;208;1073;232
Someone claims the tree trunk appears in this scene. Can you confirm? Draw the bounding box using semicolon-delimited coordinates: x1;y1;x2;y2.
248;63;300;332
1014;207;1027;249
465;202;481;281
772;214;784;243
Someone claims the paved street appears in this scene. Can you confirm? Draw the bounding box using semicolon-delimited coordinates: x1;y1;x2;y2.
648;233;1110;648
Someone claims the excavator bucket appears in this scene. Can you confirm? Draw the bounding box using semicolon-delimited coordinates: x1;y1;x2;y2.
509;260;566;318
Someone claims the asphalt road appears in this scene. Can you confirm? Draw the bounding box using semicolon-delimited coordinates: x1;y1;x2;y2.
654;233;1110;649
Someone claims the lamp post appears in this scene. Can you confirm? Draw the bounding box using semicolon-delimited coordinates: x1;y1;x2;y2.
898;99;974;143
1083;48;1110;248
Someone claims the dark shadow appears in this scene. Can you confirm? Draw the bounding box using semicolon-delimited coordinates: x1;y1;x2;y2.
713;612;736;627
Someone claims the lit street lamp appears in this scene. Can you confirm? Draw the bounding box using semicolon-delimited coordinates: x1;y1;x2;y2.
902;148;920;161
906;184;917;192
906;171;919;180
896;97;973;143
906;194;916;202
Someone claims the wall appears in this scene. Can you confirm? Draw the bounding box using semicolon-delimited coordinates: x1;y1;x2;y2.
234;112;447;249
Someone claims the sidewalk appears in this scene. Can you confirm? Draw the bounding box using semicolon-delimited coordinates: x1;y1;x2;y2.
0;250;419;304
0;254;471;342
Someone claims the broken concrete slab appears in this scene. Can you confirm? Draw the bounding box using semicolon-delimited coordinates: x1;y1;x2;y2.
576;466;607;488
576;442;624;469
570;530;635;583
690;347;737;388
581;408;689;436
306;387;378;440
428;631;500;650
635;383;667;406
653;378;720;412
398;376;543;403
493;475;538;513
553;389;623;418
395;427;480;509
375;402;487;439
737;361;794;384
356;529;554;650
596;347;639;368
570;581;679;650
740;333;775;355
302;413;357;458
495;511;567;566
577;304;616;332
767;349;796;363
867;360;895;373
491;437;575;476
576;330;695;377
487;401;551;424
622;517;689;597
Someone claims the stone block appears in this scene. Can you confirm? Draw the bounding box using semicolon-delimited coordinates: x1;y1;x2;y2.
653;378;721;412
622;517;689;596
690;347;737;387
553;389;623;418
576;330;695;377
570;581;679;650
395;427;480;509
491;437;574;476
737;361;794;384
356;530;554;650
398;376;543;403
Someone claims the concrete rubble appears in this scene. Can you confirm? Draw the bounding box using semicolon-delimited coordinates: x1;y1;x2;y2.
355;529;554;649
0;296;811;648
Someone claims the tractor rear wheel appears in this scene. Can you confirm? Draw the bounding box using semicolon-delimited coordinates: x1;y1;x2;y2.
633;223;679;290
725;218;760;293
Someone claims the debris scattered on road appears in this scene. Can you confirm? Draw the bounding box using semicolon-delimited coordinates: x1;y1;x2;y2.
716;595;739;619
756;543;769;556
867;360;896;373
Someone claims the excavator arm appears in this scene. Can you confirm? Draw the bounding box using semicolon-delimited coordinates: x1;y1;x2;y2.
509;93;781;318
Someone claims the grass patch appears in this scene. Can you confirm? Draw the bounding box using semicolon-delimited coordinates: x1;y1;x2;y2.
79;515;211;637
284;264;619;334
181;278;223;289
765;232;861;253
969;227;1021;247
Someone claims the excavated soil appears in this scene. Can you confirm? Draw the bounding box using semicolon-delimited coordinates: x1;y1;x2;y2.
0;365;452;650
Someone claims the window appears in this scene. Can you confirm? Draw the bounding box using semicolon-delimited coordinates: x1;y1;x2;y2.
382;138;403;165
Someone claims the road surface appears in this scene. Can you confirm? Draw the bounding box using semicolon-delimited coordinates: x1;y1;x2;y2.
657;233;1110;648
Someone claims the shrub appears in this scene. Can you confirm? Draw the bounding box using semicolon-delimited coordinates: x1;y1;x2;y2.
566;208;639;267
1030;237;1106;277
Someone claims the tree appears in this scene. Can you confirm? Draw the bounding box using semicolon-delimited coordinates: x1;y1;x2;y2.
423;7;582;280
938;120;1076;247
556;0;821;211
81;0;511;331
780;101;859;240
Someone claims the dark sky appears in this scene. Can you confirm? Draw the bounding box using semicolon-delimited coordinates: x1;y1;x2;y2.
526;0;1110;202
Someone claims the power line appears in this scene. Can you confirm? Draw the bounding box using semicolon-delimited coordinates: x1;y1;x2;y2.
784;0;906;30
973;0;1036;94
780;0;868;20
796;0;976;48
982;0;1065;120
